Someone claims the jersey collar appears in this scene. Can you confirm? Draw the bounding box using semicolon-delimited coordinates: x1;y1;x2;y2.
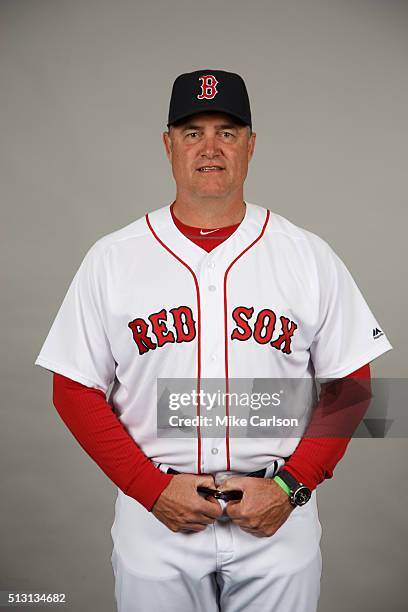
146;201;269;271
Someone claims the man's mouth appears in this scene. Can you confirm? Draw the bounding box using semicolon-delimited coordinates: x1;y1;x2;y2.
196;166;224;172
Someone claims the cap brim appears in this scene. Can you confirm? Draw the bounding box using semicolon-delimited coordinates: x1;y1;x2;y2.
167;107;250;128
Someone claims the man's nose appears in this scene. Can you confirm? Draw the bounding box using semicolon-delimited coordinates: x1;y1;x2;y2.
200;135;220;158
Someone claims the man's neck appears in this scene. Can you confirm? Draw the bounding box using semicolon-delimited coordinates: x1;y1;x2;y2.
172;194;246;229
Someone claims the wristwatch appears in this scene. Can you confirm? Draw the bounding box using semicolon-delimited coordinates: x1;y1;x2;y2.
273;469;312;507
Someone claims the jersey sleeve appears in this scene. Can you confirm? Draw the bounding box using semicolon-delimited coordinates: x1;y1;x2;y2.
35;241;116;392
309;239;392;379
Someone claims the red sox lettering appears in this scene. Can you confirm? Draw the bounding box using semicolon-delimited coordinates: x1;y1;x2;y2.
128;305;299;356
128;306;196;355
231;306;298;355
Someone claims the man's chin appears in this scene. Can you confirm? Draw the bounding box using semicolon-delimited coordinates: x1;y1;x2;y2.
194;188;230;200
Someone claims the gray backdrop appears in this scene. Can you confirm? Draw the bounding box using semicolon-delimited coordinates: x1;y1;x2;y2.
1;0;407;610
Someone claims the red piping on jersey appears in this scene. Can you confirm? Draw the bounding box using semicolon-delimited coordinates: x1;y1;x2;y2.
145;213;202;474
223;209;271;471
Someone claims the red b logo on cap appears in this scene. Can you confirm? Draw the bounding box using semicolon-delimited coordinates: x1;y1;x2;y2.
197;74;219;100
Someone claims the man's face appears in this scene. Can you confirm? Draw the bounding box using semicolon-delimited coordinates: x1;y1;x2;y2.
163;113;256;201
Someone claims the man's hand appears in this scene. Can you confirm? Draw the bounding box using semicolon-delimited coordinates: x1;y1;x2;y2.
151;474;223;533
218;476;294;538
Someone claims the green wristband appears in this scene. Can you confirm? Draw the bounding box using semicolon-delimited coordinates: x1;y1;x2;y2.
273;475;291;496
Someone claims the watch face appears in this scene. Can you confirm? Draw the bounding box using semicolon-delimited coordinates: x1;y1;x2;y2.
293;486;311;506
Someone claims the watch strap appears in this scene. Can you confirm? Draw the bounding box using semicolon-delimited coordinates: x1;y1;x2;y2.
274;468;301;493
273;475;291;496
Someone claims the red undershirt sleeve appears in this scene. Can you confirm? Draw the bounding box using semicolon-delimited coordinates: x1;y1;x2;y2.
52;372;173;511
283;363;371;490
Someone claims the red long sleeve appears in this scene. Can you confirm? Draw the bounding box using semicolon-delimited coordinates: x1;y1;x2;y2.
52;373;173;511
283;363;371;490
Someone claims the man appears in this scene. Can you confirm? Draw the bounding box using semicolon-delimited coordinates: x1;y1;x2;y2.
35;69;392;611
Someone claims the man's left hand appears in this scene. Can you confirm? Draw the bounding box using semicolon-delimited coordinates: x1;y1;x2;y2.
218;476;295;538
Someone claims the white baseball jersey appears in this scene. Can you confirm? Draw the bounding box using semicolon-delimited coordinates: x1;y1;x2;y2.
35;202;391;474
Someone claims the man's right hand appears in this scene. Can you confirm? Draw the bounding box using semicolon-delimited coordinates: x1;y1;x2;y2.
151;474;223;533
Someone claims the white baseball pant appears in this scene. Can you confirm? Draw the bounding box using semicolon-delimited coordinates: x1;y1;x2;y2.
110;466;322;612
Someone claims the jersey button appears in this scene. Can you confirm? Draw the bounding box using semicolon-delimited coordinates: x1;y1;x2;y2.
208;285;216;292
211;353;217;361
211;448;219;455
208;261;215;269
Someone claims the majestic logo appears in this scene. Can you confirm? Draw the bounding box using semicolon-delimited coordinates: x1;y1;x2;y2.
373;327;384;340
128;305;298;356
197;74;219;100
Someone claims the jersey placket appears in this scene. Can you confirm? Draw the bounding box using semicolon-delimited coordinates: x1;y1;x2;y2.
197;251;229;474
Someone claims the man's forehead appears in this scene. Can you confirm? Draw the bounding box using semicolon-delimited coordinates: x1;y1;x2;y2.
172;112;245;130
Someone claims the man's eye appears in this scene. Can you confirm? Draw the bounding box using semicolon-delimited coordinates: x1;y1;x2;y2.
221;132;234;138
187;132;199;139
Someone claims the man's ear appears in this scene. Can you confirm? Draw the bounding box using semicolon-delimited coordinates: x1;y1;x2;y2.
248;131;256;162
163;131;172;162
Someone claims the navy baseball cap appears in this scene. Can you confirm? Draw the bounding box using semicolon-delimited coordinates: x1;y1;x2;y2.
167;69;252;129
